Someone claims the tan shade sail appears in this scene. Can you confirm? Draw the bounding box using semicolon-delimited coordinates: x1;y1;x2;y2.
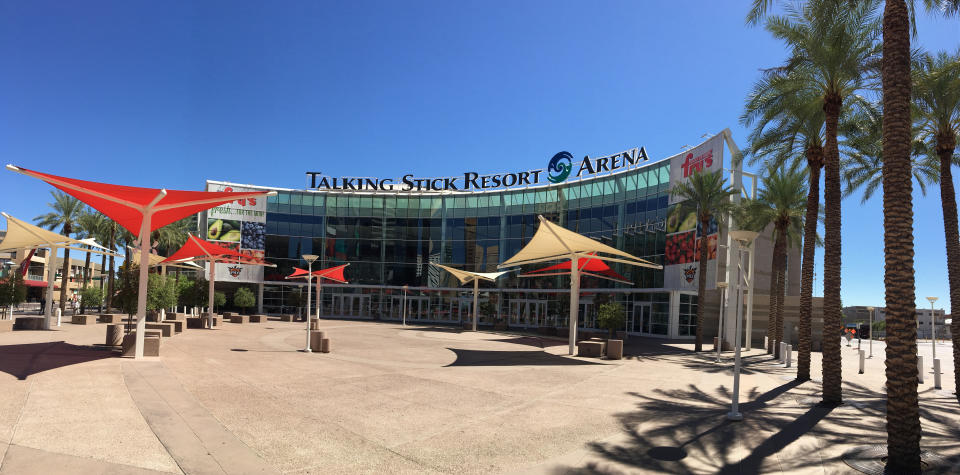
432;263;510;285
498;215;661;269
0;212;116;256
127;246;202;269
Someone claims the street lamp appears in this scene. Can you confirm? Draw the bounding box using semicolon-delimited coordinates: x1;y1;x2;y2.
402;285;408;327
727;230;758;421
866;306;874;358
302;254;318;352
716;281;728;363
926;296;938;361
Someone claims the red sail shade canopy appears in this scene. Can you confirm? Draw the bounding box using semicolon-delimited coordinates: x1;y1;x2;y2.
519;253;631;285
6;165;275;359
287;264;350;321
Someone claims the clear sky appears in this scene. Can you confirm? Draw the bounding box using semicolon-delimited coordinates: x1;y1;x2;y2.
1;1;958;311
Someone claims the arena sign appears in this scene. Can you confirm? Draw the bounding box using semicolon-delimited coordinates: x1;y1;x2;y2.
305;146;649;192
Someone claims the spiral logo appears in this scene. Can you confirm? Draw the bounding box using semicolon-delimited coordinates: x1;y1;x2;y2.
547;151;573;184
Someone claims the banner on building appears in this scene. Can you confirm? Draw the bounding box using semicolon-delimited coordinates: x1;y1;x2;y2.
663;134;725;290
205;183;267;283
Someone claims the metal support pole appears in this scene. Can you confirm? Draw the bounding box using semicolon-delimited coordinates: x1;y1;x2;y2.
728;246;745;421
44;245;57;330
858;350;865;374
305;265;312;353
569;255;580;356
930;301;937;361
716;285;726;363
402;286;407;326
933;359;942;389
868;307;873;358
745;241;755;350
918;355;924;384
472;278;479;332
135;214;152;360
785;344;792;368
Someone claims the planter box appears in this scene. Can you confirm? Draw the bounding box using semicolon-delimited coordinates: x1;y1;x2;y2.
320;338;331;353
167;313;187;321
105;324;124;346
71;314;98;325
163;319;184;333
309;318;319;330
249;314;267;323
222;312;235;318
14;317;45;330
186;317;206;329
121;332;160;357
310;331;327;352
577;340;604;358
229;315;250;324
0;319;12;332
99;314;124;324
145;322;174;337
606;339;624;359
278;314;294;322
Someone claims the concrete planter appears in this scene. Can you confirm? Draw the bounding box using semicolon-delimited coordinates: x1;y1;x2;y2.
105;324;124;347
145;322;174;337
163;319;184;333
0;319;13;332
249;314;267;323
229;315;250;324
606;339;624;359
71;314;98;325
310;331;327;352
122;332;160;357
577;340;605;358
99;314;125;324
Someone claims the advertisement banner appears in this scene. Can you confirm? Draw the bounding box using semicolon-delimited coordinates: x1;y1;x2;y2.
663;134;725;290
205;183;267;283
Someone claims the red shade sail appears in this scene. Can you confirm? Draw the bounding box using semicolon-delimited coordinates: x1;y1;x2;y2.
286;264;349;284
162;234;245;263
7;165;274;235
520;253;631;284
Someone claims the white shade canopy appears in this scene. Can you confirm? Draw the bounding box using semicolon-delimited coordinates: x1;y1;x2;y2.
127;246;202;269
498;215;661;269
0;212;117;256
432;263;511;285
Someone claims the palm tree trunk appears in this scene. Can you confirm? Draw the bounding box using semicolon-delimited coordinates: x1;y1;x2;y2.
59;247;71;315
936;134;960;405
774;229;787;360
882;0;921;470
766;240;779;355
797;154;822;381
80;249;92;314
694;215;709;352
822;93;843;406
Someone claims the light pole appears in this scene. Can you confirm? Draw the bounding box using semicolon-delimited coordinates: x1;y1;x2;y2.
926;296;938;361
716;281;728;363
866;306;874;358
302;254;318;352
402;285;408;327
727;230;758;422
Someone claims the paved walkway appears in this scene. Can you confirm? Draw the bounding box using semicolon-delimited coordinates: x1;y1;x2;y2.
0;317;957;474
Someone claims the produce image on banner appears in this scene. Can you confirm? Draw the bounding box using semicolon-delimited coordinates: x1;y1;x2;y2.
208;219;241;242
241;221;265;250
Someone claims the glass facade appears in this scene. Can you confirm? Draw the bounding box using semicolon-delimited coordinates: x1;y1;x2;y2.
239;156;696;337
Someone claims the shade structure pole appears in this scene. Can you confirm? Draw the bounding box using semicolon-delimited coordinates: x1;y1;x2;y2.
569;254;580;356
716;286;726;363
207;260;215;329
134;213;152;360
316;277;321;319
472;278;479;332
44;245;57;330
305;265;312;353
728;245;745;421
744;243;755;350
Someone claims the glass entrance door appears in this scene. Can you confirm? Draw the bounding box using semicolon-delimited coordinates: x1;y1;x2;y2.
631;302;652;334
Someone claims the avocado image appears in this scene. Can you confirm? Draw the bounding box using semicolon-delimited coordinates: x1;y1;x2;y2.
221;230;242;242
679;212;698;232
208;219;224;240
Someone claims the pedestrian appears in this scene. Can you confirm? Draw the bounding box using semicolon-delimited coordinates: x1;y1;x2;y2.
39;298;45;315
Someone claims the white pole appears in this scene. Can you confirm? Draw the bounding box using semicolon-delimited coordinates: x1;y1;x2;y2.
744;240;755;350
728;245;745;421
716;285;726;363
569;254;580;356
402;287;407;326
207;260;215;329
44;246;56;330
472;279;479;332
316;276;321;319
930;301;936;361
134;214;152;360
305;264;312;353
933;358;942;389
868;307;873;358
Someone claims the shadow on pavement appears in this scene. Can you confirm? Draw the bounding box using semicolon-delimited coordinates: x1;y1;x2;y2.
444;348;606;367
0;341;115;380
554;379;960;474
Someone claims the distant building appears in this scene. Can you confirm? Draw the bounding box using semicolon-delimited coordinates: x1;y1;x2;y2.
842;305;950;339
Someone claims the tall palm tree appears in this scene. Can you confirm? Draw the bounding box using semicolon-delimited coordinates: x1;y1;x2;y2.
76;210;109;314
742;73;826;381
669;169;737;352
737;165;807;360
34;191;85;314
912;49;960;405
763;0;882;405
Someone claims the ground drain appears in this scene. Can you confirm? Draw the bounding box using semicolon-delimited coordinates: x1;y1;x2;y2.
842;445;950;474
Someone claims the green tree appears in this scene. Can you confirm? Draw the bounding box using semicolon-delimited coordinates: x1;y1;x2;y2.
214;291;226;312
34;190;86;314
233;287;256;313
597;302;626;339
0;272;28;319
146;274;178;312
76;210;111;314
478;301;496;324
80;286;103;313
737;165;808;360
742;72;827;381
670;169;737;352
912;49;960;404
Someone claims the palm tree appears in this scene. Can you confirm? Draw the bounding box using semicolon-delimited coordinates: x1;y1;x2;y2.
742;72;826;381
737;165;807;361
76;210;109;314
105;220;120;311
762;0;881;405
669;169;737;352
912;49;960;405
34;191;86;314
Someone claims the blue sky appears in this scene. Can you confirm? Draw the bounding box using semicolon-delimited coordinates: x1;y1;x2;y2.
1;1;958;310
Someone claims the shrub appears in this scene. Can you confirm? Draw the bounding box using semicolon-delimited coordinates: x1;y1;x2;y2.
80;286;103;311
233;287;256;313
597;302;626;339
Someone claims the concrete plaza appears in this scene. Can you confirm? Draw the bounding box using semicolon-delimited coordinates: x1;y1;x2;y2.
0;318;957;474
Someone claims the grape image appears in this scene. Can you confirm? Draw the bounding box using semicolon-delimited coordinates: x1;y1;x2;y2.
241;221;266;250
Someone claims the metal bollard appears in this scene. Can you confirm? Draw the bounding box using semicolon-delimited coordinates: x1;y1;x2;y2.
933;359;942;389
56;308;62;326
918;355;924;384
858;350;865;374
786;344;792;368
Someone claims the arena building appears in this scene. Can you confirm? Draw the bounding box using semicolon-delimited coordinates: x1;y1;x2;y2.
202;130;823;348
